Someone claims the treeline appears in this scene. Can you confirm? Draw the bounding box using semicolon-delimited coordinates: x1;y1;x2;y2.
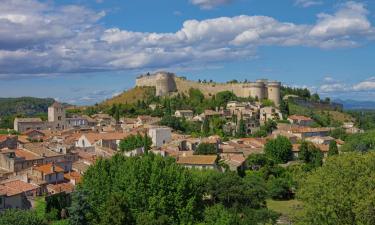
347;110;375;130
0;97;54;129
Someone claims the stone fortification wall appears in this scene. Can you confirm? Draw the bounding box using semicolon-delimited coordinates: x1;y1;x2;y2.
136;72;281;105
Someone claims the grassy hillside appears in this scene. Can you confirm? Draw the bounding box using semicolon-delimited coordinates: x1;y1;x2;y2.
101;86;155;106
289;101;354;126
0;97;55;117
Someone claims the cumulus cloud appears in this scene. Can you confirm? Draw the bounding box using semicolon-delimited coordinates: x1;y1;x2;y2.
317;77;375;94
0;0;374;78
295;0;323;8
353;77;375;91
190;0;235;9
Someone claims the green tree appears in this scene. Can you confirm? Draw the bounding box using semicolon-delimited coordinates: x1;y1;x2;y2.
69;190;93;225
202;204;237;225
236;115;247;138
215;91;237;107
73;154;203;224
202;117;210;136
119;133;151;152
194;143;217;155
267;177;293;200
264;136;293;163
297;152;375;225
299;141;323;168
99;194;135;225
0;209;47;225
328;140;339;156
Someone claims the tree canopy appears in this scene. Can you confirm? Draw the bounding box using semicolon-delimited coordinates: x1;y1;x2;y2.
72;154;203;224
297;152;375;225
264;136;293;163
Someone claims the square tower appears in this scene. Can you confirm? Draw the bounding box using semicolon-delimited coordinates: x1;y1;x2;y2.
48;102;66;130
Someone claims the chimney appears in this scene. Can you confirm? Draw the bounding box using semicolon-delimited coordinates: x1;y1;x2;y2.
51;162;55;173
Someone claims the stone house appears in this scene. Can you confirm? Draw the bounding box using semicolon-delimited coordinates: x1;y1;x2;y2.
176;155;218;170
0;179;40;211
31;163;64;184
288;115;314;126
174;110;194;119
148;127;172;148
0;135;18;149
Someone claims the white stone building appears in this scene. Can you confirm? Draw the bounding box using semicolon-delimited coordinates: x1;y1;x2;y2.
148;127;172;148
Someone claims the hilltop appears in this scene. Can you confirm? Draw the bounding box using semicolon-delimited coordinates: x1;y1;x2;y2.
0;97;55;117
100;86;155;106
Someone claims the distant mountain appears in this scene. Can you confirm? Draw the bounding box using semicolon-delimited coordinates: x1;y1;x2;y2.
0;97;55;117
334;99;375;110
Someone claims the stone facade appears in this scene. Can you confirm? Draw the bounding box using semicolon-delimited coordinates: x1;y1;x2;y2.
136;72;281;106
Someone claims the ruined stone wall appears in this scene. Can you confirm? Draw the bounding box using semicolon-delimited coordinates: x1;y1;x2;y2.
135;72;280;105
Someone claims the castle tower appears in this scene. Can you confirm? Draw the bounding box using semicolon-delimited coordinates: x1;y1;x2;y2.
267;81;281;106
48;102;66;130
249;80;266;100
155;72;177;96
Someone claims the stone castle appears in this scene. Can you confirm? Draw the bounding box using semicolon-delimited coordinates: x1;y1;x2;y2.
136;72;281;106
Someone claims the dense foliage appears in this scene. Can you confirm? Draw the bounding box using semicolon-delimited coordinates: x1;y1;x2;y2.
341;130;375;152
194;143;217;155
264;136;293;163
65;154;281;225
298;141;323;168
297;152;375;225
73;154;203;224
0;97;54;117
118;133;152;152
348;110;375;130
0;209;47;225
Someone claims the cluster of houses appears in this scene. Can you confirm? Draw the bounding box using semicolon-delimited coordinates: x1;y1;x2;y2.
0;101;359;211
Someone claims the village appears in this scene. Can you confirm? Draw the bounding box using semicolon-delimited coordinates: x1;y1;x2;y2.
0;94;360;211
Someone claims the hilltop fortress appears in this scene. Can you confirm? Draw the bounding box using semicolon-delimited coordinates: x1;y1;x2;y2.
136;72;281;106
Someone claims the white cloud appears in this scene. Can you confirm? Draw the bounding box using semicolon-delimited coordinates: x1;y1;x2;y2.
317;76;375;94
0;0;374;78
190;0;235;9
353;77;375;91
295;0;323;8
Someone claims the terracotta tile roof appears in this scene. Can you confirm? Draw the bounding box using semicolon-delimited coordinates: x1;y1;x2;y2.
288;115;313;121
22;129;46;136
50;102;63;108
292;143;329;152
0;135;16;142
291;127;331;133
82;132;130;144
23;143;61;157
15;149;42;160
0;180;38;196
64;171;82;183
77;151;97;163
15;118;43;123
292;144;301;152
34;163;64;175
47;182;75;194
17;135;31;144
72;161;90;173
177;155;217;165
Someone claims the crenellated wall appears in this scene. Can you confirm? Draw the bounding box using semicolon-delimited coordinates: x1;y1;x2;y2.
136;72;281;105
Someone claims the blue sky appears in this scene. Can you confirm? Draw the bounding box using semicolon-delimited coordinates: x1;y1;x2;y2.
0;0;375;105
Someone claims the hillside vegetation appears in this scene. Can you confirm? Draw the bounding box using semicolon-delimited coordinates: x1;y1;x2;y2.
0;97;54;117
288;100;353;127
101;87;155;106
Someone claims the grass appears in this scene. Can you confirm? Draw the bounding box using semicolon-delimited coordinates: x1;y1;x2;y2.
101;86;155;106
267;199;303;224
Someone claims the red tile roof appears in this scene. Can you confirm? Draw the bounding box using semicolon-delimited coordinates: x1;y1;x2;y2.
34;163;64;175
177;155;217;165
0;180;38;196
